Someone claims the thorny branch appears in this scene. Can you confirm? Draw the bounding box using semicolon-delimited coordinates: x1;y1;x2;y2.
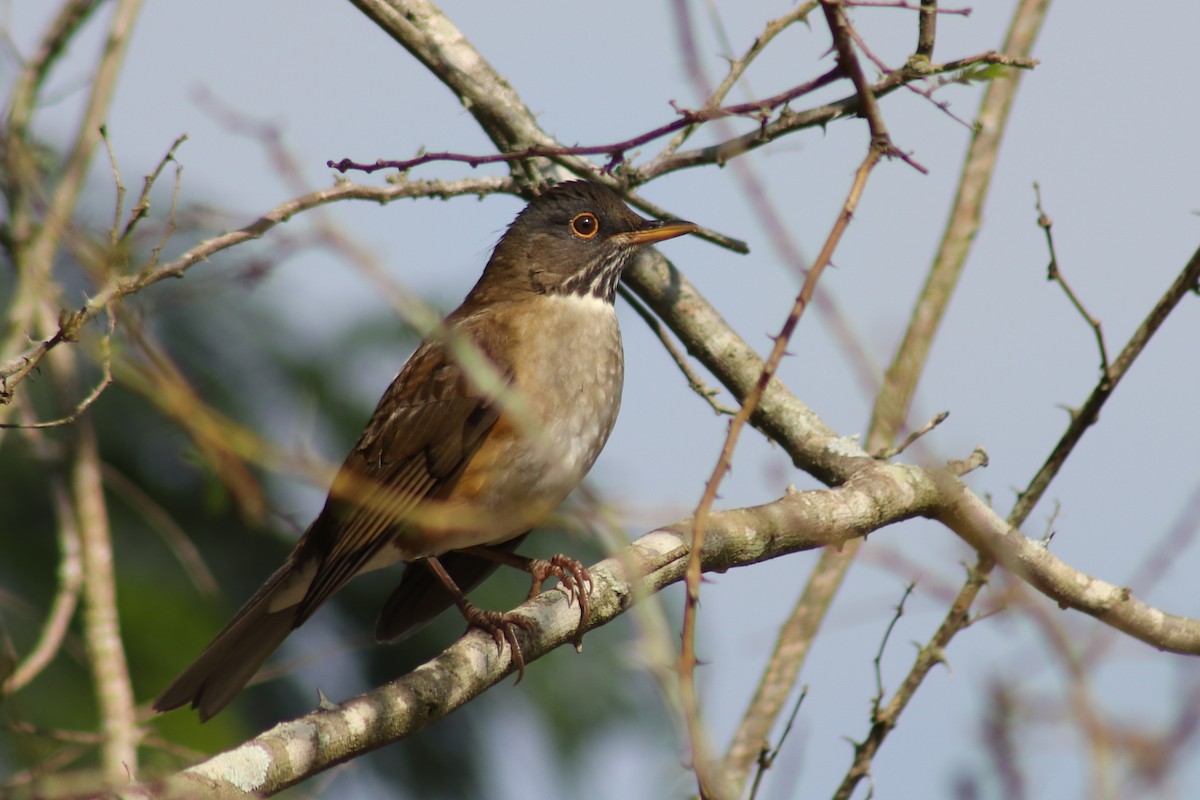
724;0;1050;792
327;49;1030;184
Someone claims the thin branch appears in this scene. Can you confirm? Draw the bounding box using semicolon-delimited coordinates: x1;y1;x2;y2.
1014;579;1115;798
13;0;145;323
725;1;1050;791
870;582;917;717
2;0;104;257
1;479;83;694
116;319;269;523
716;14;943;787
0;0;136;436
75;415;140;781
746;686;807;800
123;133;189;245
679;144;884;798
1;1;146;779
639;50;1033;182
1013;243;1200;524
0;176;511;396
124;455;1200;797
982;682;1027;800
822;2;886;145
326;49;1029;187
917;0;939;59
1035;182;1109;375
0;311;115;429
946;445;989;477
842;6;977;132
617;285;736;415
660;2;820;159
873;411;949;459
833;242;1200;799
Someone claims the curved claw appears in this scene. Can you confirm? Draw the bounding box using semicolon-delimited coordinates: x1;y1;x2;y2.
460;604;533;682
525;555;592;633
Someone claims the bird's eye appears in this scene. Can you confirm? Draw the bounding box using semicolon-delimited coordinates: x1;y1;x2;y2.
569;212;600;239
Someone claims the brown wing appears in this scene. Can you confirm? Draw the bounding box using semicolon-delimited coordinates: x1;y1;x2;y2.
154;326;511;720
293;334;510;623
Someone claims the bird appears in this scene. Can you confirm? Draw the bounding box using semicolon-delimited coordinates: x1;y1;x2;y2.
153;180;698;721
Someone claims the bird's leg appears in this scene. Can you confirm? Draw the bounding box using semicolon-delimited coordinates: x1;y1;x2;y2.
461;546;592;635
422;555;533;681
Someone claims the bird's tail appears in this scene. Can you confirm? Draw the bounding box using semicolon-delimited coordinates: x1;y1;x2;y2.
154;560;304;722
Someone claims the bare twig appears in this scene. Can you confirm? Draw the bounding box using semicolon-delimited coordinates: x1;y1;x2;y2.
874;411;949;459
1;480;84;694
1013;245;1200;524
822;0;923;170
1;1;147;780
325;76;835;176
680;145;884;798
660;2;819;159
719;1;980;789
0;176;511;398
746;686;807;800
125;134;189;246
0;0;139;437
1035;183;1109;375
719;0;1052;792
834;243;1200;799
870;582;917;716
640;49;1033;182
117;319;269;523
323;54;1032;188
946;445;989;477
0;312;115;430
617;285;736;415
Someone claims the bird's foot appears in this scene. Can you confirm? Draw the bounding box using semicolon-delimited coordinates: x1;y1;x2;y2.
525;554;592;634
458;601;534;681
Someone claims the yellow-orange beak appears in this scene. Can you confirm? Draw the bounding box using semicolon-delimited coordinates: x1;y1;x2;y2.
615;219;700;247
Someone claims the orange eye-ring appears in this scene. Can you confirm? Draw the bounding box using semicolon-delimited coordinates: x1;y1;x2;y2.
569;212;600;239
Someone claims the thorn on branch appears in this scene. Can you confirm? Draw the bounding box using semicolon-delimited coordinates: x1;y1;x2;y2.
58;308;87;342
1039;499;1060;547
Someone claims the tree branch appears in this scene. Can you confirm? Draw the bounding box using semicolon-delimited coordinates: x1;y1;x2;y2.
126;454;1200;796
724;0;1051;791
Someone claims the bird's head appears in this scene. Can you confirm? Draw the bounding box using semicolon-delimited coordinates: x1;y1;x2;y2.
475;181;698;304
